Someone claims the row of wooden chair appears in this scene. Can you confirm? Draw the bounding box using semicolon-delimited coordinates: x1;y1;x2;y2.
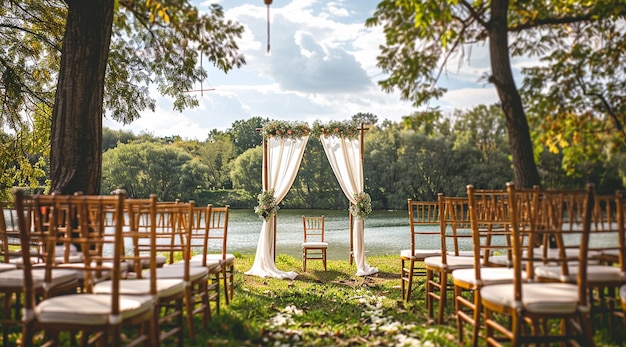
403;183;626;346
0;191;233;346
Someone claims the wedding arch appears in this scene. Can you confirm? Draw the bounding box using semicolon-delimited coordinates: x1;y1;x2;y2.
245;120;379;279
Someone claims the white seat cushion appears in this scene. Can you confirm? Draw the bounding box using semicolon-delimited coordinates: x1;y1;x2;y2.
35;293;155;325
200;253;236;266
400;249;440;259
480;282;581;314
151;265;208;282
535;264;625;283
452;267;519;286
424;255;475;271
170;259;222;272
124;255;167;270
302;242;328;249
0;263;17;272
0;268;76;288
450;251;475;257
93;278;186;299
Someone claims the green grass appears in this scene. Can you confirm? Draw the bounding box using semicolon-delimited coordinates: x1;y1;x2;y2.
2;254;624;346
195;254;624;347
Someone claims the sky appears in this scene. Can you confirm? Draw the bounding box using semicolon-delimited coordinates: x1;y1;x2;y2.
104;0;502;140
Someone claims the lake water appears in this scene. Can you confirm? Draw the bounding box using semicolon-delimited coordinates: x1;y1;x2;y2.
227;208;445;260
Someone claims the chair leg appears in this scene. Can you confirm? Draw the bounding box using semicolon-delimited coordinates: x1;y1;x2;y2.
471;291;481;347
405;260;415;302
222;266;230;305
303;249;307;272
184;286;196;342
426;268;433;319
437;271;447;324
323;249;327;271
454;285;464;344
227;264;234;302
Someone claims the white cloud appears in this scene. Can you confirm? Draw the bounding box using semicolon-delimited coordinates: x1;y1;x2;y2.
106;0;507;139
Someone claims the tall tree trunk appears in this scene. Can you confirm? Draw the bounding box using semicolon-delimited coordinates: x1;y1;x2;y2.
488;0;541;188
50;0;114;194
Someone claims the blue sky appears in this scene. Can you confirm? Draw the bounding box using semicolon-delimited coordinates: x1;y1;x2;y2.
104;0;501;140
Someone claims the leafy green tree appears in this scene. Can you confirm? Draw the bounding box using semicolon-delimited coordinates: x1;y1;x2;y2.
198;132;237;190
291;139;343;209
0;105;51;200
101;141;206;200
367;0;625;188
102;127;138;152
351;112;378;126
227;117;268;154
229;146;262;194
2;0;245;195
364;125;400;209
521;13;626;182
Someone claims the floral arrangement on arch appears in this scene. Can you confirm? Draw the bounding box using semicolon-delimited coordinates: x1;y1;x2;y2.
254;189;279;220
350;192;372;220
311;120;361;139
262;120;311;139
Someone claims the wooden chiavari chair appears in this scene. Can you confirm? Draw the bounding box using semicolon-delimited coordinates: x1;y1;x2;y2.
480;184;596;346
424;194;475;324
401;199;441;301
13;190;155;347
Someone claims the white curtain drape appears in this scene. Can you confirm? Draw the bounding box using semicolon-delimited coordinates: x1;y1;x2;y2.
320;135;378;276
245;135;309;279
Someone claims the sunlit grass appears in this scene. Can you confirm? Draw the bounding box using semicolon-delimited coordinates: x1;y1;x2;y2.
2;254;624;346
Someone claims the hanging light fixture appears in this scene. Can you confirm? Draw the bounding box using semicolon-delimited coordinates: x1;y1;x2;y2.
264;0;272;53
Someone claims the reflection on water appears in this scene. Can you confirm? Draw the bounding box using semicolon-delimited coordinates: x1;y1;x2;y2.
229;208;438;260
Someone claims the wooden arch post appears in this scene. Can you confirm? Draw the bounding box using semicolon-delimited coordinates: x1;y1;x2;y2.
261;136;278;260
349;123;367;265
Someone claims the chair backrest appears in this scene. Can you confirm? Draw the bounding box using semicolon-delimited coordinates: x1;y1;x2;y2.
207;205;230;259
124;195;158;284
617;191;626;274
303;215;325;243
438;194;472;262
466;185;514;279
509;184;594;306
153;201;195;279
12;190;126;313
407;199;441;254
0;201;27;264
589;192;625;274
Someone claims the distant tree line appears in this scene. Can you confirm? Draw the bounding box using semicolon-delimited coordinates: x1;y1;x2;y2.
93;106;623;209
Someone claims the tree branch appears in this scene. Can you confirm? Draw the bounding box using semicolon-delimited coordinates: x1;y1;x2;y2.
575;74;626;144
0;23;61;51
510;14;593;32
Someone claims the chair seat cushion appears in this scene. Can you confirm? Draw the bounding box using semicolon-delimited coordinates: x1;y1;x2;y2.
151;265;208;282
93;278;186;299
0;263;17;272
0;268;77;288
124;255;167;270
170;259;222;272
620;285;626;306
400;249;440;259
191;253;235;266
535;264;625;283
302;242;328;249
424;255;475;271
35;293;155;325
480;282;581;314
452;267;519;286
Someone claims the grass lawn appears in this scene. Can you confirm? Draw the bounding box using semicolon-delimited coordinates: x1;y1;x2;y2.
2;254;623;346
192;254;624;347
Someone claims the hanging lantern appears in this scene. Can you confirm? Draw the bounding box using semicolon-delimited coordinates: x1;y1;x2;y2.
264;0;272;53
